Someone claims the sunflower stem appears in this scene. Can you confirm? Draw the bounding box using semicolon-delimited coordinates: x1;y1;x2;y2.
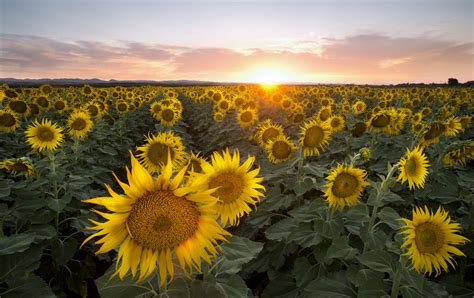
296;149;304;185
390;257;407;298
47;151;60;234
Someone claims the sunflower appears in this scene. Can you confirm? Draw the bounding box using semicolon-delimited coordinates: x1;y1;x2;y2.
158;107;180;126
444;117;462;137
327;115;345;133
237;108;257;128
136;131;186;173
0;158;34;177
442;141;474;167
83;155;230;284
419;122;446;147
53;99;68;113
256;120;284;147
185;152;207;174
0;109;20;132
299;119;331;157
400;206;469;276
6;99;30;117
265;135;297;164
86;103;101;118
199;149;265;226
351;122;367;137
323;164;368;209
35;96;50;110
317;107;332;122
367;109;395;134
397;146;429;190
67;111;94;139
25;118;64;152
116;100;129;114
352;100;366;115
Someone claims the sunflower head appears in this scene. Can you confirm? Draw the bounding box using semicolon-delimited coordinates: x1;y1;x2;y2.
7;99;30;116
237;108;257;128
83;154;230;284
53;99;68;113
0;109;20;132
200;149;265;226
256;120;284;147
25;118;64;152
397;146;430;190
158;107;180;126
327;115;345;132
400;206;469;276
68;111;94;139
137;131;186;173
0;158;34;177
299;119;331;157
323;164;368;209
265;135;297;164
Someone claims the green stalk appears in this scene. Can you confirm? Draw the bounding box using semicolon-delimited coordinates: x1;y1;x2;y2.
48;151;60;234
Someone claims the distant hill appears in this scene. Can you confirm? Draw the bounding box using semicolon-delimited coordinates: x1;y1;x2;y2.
0;78;473;88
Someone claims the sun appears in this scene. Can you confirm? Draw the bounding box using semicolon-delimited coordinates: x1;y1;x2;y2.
246;66;292;88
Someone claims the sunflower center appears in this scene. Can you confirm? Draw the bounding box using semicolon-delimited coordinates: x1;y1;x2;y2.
118;103;127;111
272;140;292;160
55;101;65;110
261;127;280;143
415;223;444;254
126;190;200;250
372;114;390;128
161;109;175;122
351;122;367;137
209;172;244;204
10;101;28;113
319;109;330;121
71;118;87;131
12;162;29;172
293;113;304;123
148;143;173;166
405;159;417;175
0;113;16;127
332;173;358;198
240;111;253;123
424;123;445;140
37;97;49;108
304;126;324;147
37;127;54;142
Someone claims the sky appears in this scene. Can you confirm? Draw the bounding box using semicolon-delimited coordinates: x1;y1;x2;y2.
0;0;473;84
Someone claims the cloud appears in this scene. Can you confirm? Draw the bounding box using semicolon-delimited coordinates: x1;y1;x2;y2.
0;33;472;83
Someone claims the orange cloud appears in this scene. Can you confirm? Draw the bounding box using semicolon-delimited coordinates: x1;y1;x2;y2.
0;33;472;83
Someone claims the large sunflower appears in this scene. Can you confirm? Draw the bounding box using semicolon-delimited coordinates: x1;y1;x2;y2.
136;131;186;172
299;119;331;157
0;109;20;132
326;115;345;133
237;108;257;128
83;155;230;284
400;206;469;276
67;111;94;139
25;119;64;152
265;135;297;164
323;164;368;209
397;146;429;190
199;149;265;226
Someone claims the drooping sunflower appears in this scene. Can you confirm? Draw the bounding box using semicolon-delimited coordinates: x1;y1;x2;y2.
25;118;64;152
419;122;446;147
444;117;462;137
136;131;186;172
442;141;474;167
323;164;368;209
83;154;230;284
198;149;265;226
67;111;94;139
256;120;284;147
237;108;257;128
367;109;395;134
400;206;469;276
397;146;430;190
0;109;20;132
351;122;367;137
265;135;297;164
299;119;331;157
0;158;34;177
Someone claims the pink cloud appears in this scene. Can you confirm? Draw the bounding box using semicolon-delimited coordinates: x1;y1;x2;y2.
0;33;472;83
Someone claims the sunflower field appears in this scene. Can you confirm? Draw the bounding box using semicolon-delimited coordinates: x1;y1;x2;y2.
0;83;473;297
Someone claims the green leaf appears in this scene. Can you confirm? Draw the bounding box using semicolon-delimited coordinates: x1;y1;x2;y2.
326;237;357;260
288;200;325;223
0;233;35;255
287;222;322;248
51;238;78;267
262;274;298;298
378;207;402;229
265;217;299;241
2;274;55;298
304;271;353;297
292;257;318;288
96;267;150;298
357;250;394;273
215;275;250;297
167;277;190;298
0;179;12;198
217;236;263;275
0;247;42;284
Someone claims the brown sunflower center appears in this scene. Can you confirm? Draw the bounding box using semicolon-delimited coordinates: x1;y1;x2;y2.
240;111;253;123
55;101;65;110
293;113;304;123
272;140;292;160
372;114;390;128
319;109;330;121
351;122;367;137
219;101;229;110
37;97;49;108
11;162;29;173
161;109;175;122
405;159;417;175
9;100;28;113
148;143;174;166
37;127;55;142
332;172;359;198
71;118;87;131
209;172;244;204
331;118;341;128
304;126;324;147
118;103;127;111
0;113;16;127
424;122;445;140
261;127;280;143
126;190;200;250
415;222;444;254
88;105;99;116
